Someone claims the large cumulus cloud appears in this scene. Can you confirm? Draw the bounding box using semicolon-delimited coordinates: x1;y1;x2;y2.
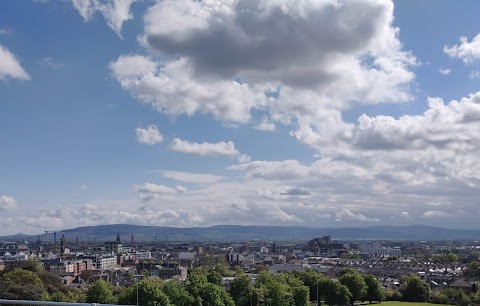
112;0;416;126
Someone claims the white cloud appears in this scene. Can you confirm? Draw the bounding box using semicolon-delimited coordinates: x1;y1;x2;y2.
110;56;267;123
160;170;225;184
171;138;250;162
335;209;379;222
135;125;163;145
422;210;450;219
80;184;88;192
0;44;30;81
134;182;186;201
112;0;416;127
444;34;480;63
254;120;276;132
0;196;17;211
39;56;62;69
0;28;11;36
71;0;136;37
470;71;480;79
281;187;311;196
439;68;451;75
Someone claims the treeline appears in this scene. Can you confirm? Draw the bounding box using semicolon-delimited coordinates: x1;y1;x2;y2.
1;265;480;306
0;266;384;306
384;273;480;306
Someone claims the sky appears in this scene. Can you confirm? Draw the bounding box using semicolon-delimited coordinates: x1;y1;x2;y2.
1;0;480;235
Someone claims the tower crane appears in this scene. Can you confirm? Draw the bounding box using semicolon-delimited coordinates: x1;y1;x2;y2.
45;230;57;255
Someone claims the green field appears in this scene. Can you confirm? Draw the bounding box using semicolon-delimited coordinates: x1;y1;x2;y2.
379;302;444;306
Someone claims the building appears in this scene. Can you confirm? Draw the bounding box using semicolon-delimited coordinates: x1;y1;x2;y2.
360;244;402;257
150;264;187;280
104;234;123;255
96;255;118;269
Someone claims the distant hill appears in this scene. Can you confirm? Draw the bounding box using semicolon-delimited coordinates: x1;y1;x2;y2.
1;224;479;242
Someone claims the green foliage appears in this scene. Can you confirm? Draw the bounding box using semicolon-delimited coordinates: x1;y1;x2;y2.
0;268;47;300
256;271;294;306
430;290;449;304
80;269;94;283
293;269;326;302
323;280;351;306
465;261;480;278
340;253;363;259
363;274;385;302
399;274;430;302
339;270;367;305
187;268;234;306
384;288;403;301
19;260;42;272
2;268;43;286
117;286;136;305
46;290;81;303
35;270;62;293
85;279;117;304
472;289;480;304
136;278;171;306
455;290;470;306
292;285;310;306
293;269;351;305
213;263;232;277
201;282;235;306
433;252;459;263
229;273;254;306
207;270;223;286
338;268;360;278
163;280;194;306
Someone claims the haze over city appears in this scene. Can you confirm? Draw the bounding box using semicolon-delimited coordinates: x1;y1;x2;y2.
1;0;480;235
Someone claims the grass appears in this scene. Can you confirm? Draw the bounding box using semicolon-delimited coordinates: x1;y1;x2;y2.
379;302;445;306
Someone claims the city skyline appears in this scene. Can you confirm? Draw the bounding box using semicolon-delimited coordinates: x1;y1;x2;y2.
1;0;480;235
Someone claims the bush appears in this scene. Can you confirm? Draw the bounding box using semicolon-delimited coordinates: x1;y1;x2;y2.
384;288;402;301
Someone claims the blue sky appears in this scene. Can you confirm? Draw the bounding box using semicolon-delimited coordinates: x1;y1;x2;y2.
1;0;480;235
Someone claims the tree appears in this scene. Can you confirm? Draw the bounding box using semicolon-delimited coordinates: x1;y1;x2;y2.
399;274;430;302
80;270;94;284
465;261;480;278
383;288;402;301
323;280;351;306
201;283;235;306
2;268;43;286
0;268;47;300
292;285;310;306
256;271;293;306
47;290;81;303
230;273;254;306
163;280;194;306
187;268;234;306
340;253;362;259
118;278;171;306
338;268;359;278
456;290;470;306
362;274;385;303
85;279;117;304
339;270;367;305
137;279;171;306
430;290;449;304
36;270;63;293
207;270;223;286
213;263;232;277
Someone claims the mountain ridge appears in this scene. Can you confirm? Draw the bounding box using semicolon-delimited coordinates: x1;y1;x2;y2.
1;224;480;242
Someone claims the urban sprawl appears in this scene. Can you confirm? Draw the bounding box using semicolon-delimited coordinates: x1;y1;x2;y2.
1;235;480;305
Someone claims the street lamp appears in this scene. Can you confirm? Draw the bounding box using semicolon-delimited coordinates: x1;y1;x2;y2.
134;270;140;306
316;280;319;306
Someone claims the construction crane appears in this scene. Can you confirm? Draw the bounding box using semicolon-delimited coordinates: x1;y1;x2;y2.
45;230;57;256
